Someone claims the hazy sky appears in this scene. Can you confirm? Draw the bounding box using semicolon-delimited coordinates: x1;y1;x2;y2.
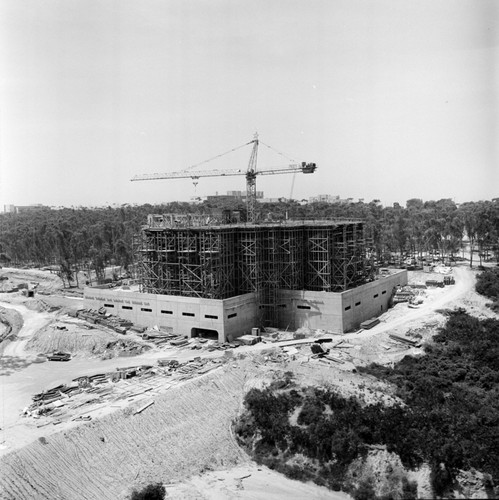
1;0;497;208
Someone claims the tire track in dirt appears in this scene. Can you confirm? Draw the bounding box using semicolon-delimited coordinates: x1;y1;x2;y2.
0;366;249;500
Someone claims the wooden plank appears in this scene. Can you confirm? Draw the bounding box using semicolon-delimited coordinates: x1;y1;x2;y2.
133;400;155;415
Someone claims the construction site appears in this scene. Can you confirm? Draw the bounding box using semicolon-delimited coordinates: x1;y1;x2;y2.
1;134;492;500
84;217;406;342
84;136;406;342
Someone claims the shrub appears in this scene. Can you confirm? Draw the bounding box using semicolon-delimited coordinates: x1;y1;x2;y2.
353;477;376;500
401;477;418;499
130;483;166;500
476;267;499;299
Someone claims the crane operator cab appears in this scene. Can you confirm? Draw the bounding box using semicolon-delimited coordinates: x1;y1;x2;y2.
301;162;317;174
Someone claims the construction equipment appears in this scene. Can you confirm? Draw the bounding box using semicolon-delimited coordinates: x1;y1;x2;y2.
131;133;317;223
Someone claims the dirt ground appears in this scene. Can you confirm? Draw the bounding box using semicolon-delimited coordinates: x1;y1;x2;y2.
0;263;496;499
164;463;349;499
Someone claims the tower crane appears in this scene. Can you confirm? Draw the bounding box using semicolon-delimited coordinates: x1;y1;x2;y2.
131;133;317;223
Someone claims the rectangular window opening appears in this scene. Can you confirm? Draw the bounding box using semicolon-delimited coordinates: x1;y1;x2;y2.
355;302;361;306
344;305;351;311
104;303;114;308
228;312;237;319
205;314;218;319
382;290;387;295
182;312;195;317
373;294;379;298
122;305;133;310
141;307;152;312
161;310;173;315
297;305;311;310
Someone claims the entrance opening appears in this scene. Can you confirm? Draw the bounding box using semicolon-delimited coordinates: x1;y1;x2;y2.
191;327;219;341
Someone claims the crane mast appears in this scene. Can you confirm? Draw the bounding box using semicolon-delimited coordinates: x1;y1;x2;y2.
246;133;259;223
131;134;316;223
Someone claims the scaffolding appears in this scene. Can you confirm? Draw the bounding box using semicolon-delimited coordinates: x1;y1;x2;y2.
136;218;375;323
200;229;236;299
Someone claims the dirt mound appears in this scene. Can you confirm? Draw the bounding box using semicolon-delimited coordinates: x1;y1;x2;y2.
23;299;50;313
0;267;64;294
24;320;141;356
0;306;24;344
0;366;249;500
165;463;348;499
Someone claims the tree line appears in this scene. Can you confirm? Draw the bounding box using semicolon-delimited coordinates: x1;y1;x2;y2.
0;198;497;285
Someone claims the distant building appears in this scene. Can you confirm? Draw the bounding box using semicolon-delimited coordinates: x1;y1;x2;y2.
2;204;48;214
206;191;263;203
259;198;281;203
308;195;341;204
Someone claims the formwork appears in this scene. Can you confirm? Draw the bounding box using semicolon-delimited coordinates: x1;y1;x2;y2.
136;219;374;324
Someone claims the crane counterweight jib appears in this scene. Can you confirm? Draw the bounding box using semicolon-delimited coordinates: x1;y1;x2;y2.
300;162;317;173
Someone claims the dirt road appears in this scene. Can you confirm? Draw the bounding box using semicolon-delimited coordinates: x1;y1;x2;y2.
0;302;54;357
343;265;474;342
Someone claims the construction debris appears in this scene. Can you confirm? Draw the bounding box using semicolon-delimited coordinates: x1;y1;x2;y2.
22;357;224;425
76;308;133;334
133;401;155;415
388;334;421;348
360;318;380;330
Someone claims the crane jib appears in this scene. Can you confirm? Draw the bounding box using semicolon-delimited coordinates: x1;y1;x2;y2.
130;135;316;223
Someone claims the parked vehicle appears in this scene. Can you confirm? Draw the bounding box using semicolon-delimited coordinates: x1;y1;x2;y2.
46;351;71;361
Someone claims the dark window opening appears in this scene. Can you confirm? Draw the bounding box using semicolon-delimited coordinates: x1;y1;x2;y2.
344;306;351;311
182;312;195;317
161;310;173;315
382;290;387;295
355;302;361;306
141;307;152;312
191;327;218;340
205;314;218;319
373;294;379;298
228;312;237;319
297;305;311;310
104;303;114;308
122;306;133;310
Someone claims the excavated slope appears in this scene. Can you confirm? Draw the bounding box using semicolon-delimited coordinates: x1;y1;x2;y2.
0;366;249;500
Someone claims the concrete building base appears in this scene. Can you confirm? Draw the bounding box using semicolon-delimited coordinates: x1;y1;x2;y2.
83;270;407;342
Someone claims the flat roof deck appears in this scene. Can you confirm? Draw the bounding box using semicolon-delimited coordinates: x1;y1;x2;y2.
143;218;365;231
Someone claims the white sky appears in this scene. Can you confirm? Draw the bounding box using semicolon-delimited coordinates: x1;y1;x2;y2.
0;0;497;207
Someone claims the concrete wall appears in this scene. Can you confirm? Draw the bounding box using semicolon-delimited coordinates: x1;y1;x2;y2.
341;270;407;332
222;293;258;340
84;270;407;339
277;290;343;333
276;269;407;333
83;288;258;343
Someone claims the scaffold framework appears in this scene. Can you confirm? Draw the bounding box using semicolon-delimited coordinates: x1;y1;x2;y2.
136;219;375;325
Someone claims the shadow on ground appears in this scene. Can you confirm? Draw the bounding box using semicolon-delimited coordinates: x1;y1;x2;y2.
0;355;32;376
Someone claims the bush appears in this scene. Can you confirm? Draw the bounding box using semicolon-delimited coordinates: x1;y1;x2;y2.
401;477;418;499
130;483;166;500
476;267;499;299
235;310;499;496
430;463;453;497
353;478;376;500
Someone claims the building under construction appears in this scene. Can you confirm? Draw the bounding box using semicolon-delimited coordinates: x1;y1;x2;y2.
84;215;407;342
